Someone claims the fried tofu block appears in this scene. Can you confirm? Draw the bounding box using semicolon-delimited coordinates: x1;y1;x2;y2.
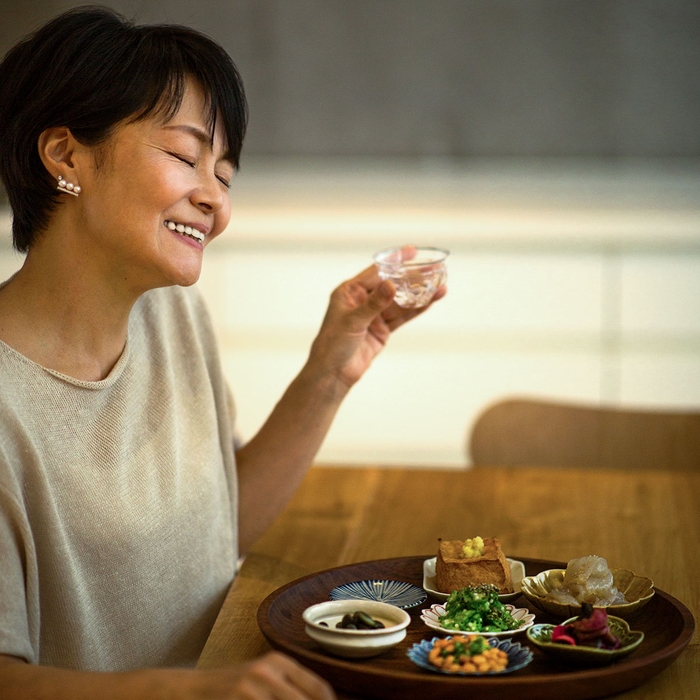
436;537;513;594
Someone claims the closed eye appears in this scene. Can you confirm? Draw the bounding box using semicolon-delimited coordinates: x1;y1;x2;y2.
170;152;195;168
169;151;231;189
216;174;232;189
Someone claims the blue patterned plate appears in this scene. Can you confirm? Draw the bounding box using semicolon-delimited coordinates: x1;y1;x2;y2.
407;636;534;676
329;580;427;609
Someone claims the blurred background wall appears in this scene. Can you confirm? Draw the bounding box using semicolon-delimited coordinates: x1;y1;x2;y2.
1;1;699;466
3;1;699;157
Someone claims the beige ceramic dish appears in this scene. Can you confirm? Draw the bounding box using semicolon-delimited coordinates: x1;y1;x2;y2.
302;600;411;658
520;569;655;620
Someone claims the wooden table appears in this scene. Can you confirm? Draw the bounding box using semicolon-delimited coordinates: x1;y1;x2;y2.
198;465;699;698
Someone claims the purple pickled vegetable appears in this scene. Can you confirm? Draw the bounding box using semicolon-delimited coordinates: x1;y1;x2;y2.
551;603;622;650
551;625;576;645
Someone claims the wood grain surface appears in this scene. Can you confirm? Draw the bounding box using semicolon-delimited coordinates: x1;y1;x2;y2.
197;465;700;699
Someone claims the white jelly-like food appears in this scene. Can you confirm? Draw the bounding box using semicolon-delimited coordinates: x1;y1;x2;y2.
546;555;628;606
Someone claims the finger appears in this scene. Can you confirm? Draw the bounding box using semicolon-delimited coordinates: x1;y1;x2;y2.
247;652;335;700
397;244;418;263
356;245;429;290
237;668;312;700
375;244;418;266
432;284;448;302
352;263;383;290
355;279;396;324
279;655;336;700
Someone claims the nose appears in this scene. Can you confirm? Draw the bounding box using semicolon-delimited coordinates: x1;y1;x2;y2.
191;172;227;214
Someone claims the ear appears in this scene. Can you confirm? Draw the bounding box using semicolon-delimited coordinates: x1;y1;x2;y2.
37;127;80;183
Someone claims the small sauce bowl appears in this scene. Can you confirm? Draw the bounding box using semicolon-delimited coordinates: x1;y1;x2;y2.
302;600;411;658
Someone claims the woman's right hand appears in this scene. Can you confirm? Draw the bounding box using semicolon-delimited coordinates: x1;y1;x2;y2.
0;651;336;700
203;651;336;699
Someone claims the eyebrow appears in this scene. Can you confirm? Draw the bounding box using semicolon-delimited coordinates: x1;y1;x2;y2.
162;124;233;163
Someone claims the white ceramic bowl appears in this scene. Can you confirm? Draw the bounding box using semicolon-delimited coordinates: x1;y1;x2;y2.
302;600;411;658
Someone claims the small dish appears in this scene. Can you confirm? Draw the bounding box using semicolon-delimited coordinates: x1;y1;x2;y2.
520;569;655;620
423;557;525;604
407;635;533;675
421;602;536;637
329;579;427;609
526;616;645;667
302;600;410;658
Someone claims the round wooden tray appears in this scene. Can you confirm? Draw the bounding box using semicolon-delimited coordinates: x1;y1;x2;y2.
257;556;695;700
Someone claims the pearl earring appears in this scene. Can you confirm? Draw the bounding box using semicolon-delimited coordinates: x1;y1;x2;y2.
57;175;81;197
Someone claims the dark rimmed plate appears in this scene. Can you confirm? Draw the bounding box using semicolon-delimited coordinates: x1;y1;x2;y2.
257;555;695;700
407;635;533;675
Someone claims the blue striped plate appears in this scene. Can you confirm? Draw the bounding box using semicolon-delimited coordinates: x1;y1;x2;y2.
330;579;427;609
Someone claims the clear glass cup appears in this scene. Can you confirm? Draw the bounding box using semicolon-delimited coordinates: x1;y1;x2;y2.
373;245;449;308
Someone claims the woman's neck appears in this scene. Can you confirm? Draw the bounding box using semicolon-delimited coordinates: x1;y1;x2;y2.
0;236;141;381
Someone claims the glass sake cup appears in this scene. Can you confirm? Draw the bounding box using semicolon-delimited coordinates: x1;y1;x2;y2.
373;245;449;308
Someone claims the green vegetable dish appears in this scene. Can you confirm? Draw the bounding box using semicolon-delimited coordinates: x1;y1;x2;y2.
439;584;523;633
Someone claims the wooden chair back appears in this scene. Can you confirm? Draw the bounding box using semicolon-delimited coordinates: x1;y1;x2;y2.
468;398;700;470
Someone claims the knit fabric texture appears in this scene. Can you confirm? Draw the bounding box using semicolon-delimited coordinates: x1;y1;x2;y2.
0;285;238;670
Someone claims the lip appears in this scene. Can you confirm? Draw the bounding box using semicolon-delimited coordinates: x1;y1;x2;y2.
170;230;204;250
164;221;206;250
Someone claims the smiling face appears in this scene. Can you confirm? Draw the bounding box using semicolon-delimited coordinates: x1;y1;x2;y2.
74;79;234;293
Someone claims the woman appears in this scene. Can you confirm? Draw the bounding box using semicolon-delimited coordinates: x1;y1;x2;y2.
0;6;445;700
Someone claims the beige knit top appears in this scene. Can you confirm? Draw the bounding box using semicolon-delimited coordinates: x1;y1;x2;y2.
0;285;238;670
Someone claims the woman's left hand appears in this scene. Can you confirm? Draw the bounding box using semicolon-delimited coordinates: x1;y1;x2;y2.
308;263;446;389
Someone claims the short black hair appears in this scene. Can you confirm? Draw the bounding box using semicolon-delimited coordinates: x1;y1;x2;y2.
0;5;248;252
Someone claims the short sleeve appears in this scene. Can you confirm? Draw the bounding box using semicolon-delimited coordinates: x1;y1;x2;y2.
0;483;37;662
